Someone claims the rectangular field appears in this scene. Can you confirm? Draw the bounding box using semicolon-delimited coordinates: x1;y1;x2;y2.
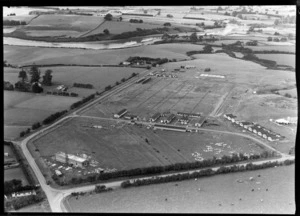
66;164;295;214
255;53;295;67
32;117;268;171
39;66;145;91
4;43;200;66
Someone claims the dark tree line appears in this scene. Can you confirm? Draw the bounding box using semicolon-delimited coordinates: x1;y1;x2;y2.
4;179;38;195
52;151;277;186
70;94;95;110
129;19;143;23
73;83;94;89
42;110;68;125
121;159;294;189
3;20;26;26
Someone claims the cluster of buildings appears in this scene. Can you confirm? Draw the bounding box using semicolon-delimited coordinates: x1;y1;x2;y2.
55;152;89;169
224;114;283;141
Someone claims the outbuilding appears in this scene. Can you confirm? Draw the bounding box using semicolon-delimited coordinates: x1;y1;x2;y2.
114;109;128;118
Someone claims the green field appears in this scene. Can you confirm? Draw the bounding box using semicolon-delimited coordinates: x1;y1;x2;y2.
19;15;103;37
4;43;201;66
4;91;81;140
39;66;145;92
255;53;295;67
84;20;163;36
31;117;267;172
66;164;294;213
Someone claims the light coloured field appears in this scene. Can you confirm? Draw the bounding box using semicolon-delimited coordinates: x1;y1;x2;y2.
256;53;295;67
31;117;266;171
4;126;31;140
85;20;162;36
24;30;83;37
39;66;145;91
4;43;201;66
278;88;297;98
66;164;294;214
24;15;103;32
3;15;36;23
245;45;295;53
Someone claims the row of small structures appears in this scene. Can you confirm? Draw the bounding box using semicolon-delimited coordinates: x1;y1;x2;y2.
224;114;283;142
113;109;206;132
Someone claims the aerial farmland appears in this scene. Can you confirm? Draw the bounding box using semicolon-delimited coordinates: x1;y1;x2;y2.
3;5;296;214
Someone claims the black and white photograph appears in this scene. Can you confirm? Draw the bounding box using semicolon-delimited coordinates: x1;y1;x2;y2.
3;5;296;214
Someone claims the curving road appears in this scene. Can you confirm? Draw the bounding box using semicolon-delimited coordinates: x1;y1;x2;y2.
13;67;294;212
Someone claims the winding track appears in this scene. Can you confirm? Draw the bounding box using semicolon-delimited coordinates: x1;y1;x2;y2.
13;67;294;212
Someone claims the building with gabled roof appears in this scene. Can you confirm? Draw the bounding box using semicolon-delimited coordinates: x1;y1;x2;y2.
114;109;128;118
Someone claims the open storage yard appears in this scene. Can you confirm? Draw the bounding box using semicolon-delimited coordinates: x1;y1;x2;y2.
65;164;295;213
30;117;268;174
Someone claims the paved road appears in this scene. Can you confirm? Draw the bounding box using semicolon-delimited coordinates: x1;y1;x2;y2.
14;67;294;212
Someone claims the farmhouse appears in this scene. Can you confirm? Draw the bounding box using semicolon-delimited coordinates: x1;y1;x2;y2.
55;152;89;168
195;116;206;127
114;109;128;118
150;112;161;122
177;112;201;118
122;61;131;65
154;124;187;132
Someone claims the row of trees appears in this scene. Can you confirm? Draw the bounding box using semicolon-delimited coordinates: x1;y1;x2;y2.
94;185;113;193
4;81;14;90
267;37;287;42
3;20;26;26
42;110;68;125
186;45;213;55
73;83;94;89
70;94;95;110
129;19;143;23
47;91;79;97
53;151;276;186
121;159;294;189
111;27;169;40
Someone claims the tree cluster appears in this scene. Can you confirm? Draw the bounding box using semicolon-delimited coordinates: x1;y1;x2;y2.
163;22;171;27
3;20;26;26
104;13;113;21
5;193;44;210
4;81;14;91
94;185;113;193
42;110;68;125
4;179;38;196
20;128;31;137
31;122;41;130
70;94;95;110
129;19;143;23
73;83;94;89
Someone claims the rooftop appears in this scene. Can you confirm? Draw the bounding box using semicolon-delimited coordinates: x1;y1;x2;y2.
154;124;186;130
116;109;127;116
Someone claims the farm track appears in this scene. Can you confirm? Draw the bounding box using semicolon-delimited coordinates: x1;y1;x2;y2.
167;82;195;111
150;81;186;111
26;15;40;25
121;77;163;105
189;84;216;114
134;79;175;110
210;85;235;117
79;20;107;38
